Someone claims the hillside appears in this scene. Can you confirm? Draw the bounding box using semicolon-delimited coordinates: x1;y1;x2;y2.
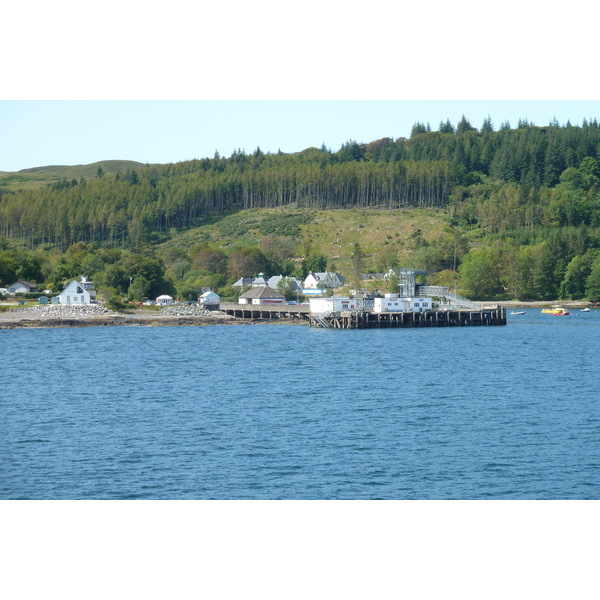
159;206;451;277
2;118;600;302
0;160;149;191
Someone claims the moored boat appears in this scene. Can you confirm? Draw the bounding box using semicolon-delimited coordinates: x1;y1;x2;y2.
541;306;570;315
580;307;590;312
511;311;525;315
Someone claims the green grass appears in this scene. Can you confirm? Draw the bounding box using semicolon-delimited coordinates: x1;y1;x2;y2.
159;206;450;274
0;160;152;191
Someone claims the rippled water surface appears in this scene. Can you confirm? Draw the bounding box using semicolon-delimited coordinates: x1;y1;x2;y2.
2;309;599;499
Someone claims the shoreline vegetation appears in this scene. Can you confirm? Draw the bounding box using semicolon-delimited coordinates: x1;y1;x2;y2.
0;301;596;330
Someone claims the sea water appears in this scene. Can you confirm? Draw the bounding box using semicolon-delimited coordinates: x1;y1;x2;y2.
1;309;599;499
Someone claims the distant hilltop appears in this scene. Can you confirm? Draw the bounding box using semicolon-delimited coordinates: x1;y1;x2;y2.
16;160;151;177
0;160;154;190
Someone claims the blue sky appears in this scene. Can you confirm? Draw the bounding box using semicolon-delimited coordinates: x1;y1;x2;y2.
2;100;600;172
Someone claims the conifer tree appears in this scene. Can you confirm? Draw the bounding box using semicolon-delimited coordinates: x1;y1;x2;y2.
456;115;476;134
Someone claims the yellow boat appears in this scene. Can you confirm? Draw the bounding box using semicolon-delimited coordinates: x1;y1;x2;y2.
541;306;570;315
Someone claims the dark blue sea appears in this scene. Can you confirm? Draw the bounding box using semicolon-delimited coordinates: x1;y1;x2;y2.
2;309;599;499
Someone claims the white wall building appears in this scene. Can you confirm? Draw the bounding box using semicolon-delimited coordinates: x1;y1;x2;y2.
303;272;345;294
57;280;92;305
199;291;220;308
309;297;358;314
156;294;174;305
7;280;37;294
373;295;432;313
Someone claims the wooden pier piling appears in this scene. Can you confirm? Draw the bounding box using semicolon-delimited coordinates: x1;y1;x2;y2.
218;303;507;329
308;306;506;329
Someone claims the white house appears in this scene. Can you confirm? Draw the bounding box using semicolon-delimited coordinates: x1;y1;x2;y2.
309;297;358;314
303;272;345;294
199;291;220;309
239;286;285;305
56;280;92;305
7;280;37;294
373;294;432;313
156;295;174;306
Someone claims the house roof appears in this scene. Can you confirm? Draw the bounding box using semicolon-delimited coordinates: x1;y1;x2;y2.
10;280;37;289
267;275;302;290
239;285;285;299
59;280;88;293
232;277;256;287
304;272;345;285
200;291;220;299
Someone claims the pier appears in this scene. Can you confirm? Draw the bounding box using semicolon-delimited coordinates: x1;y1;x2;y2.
309;306;506;329
219;302;506;328
220;303;310;321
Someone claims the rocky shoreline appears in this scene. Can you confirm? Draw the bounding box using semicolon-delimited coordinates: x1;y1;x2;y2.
0;304;265;329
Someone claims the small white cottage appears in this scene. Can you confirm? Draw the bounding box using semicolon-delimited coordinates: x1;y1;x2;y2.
199;291;220;309
7;280;37;294
156;295;174;306
303;272;346;295
57;280;92;305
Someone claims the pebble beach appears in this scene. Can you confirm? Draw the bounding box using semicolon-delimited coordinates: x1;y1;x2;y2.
0;304;239;329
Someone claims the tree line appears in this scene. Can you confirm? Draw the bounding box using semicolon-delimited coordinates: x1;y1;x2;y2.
2;118;599;250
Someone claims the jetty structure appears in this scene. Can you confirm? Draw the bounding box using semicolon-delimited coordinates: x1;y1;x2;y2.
218;269;506;329
308;269;506;329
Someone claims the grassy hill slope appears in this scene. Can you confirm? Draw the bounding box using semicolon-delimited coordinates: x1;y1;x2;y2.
160;206;451;278
0;160;150;190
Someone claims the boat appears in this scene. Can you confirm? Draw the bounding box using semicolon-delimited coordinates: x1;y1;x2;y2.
580;307;590;312
511;311;525;315
541;306;570;315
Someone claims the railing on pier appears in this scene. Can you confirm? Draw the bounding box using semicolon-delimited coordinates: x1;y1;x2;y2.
416;286;480;309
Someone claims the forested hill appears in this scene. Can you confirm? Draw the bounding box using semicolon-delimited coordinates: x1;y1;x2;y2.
2;117;600;249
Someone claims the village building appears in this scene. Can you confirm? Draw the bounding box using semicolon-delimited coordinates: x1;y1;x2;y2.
303;272;346;295
309;297;358;314
373;294;432;313
232;277;257;288
238;286;285;305
7;280;37;294
55;279;95;305
251;273;269;287
156;294;174;306
267;275;303;292
198;290;220;310
79;276;94;291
